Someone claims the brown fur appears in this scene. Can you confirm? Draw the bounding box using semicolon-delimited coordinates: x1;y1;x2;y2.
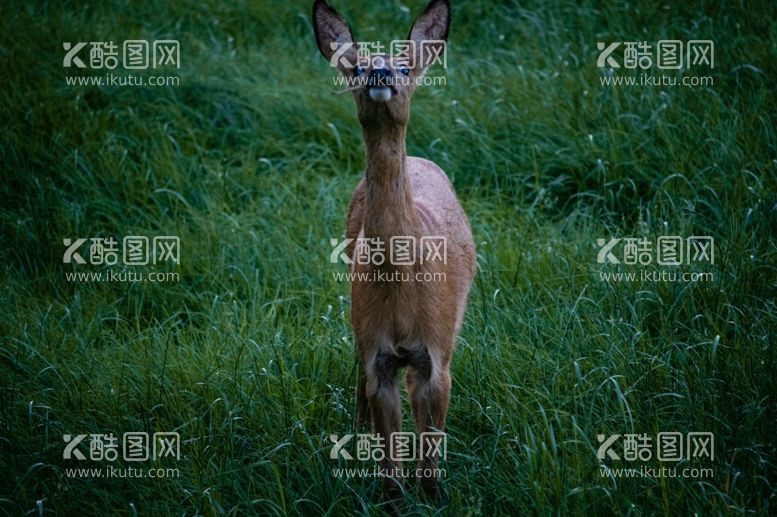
314;0;474;506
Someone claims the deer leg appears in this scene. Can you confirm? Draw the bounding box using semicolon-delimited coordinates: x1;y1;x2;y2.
366;348;404;507
356;360;369;428
407;348;450;502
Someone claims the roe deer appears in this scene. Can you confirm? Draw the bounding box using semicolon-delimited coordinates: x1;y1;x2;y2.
313;0;475;505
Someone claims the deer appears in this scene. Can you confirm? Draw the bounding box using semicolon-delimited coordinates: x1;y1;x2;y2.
313;0;475;506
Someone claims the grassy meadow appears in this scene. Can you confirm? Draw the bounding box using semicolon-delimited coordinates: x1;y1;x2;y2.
1;0;776;515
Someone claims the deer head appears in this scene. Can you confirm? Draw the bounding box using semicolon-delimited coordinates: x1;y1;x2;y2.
313;0;450;128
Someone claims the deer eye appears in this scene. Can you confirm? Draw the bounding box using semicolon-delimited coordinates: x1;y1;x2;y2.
400;67;410;76
354;66;364;77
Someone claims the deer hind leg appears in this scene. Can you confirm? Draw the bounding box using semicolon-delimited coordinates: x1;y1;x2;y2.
366;348;405;507
405;347;450;502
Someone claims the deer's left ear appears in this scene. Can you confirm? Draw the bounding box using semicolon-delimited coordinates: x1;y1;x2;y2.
313;0;357;73
407;0;450;69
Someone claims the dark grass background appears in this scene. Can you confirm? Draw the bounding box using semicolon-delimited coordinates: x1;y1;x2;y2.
1;0;776;515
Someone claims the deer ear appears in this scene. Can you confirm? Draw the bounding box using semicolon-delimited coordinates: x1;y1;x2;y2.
408;0;450;69
313;0;357;71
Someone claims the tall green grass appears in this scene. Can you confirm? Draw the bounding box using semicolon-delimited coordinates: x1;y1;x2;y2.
1;0;775;515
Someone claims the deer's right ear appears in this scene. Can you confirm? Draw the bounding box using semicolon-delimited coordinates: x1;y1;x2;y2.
313;0;357;72
407;0;450;70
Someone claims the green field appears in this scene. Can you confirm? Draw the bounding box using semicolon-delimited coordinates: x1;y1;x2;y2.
1;0;776;515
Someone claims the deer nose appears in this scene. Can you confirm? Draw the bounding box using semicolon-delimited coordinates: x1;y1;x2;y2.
368;68;392;86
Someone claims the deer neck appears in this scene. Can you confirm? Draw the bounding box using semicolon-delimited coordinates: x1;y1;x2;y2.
362;123;420;242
